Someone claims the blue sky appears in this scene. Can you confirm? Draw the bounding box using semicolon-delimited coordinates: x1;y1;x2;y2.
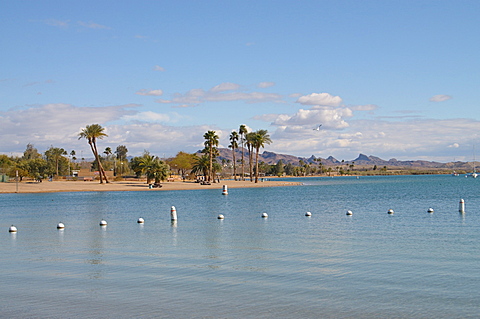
1;0;479;162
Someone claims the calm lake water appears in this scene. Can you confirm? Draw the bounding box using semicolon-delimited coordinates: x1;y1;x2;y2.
1;175;479;318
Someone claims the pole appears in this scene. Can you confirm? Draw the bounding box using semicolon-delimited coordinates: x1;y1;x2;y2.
15;170;18;193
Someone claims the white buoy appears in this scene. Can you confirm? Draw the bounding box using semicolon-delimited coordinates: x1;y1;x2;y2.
427;208;434;213
9;225;17;233
99;219;107;226
459;199;465;213
217;214;225;219
137;217;145;224
171;206;177;221
222;185;228;195
346;210;353;216
305;211;312;217
57;222;65;229
262;212;268;218
388;209;394;214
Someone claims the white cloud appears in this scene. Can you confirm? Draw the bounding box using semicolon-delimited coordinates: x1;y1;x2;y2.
78;21;111;30
210;82;241;93
156;83;283;106
296;93;343;106
429;94;452;102
257;107;353;129
136;89;163;96
258;82;275;88
153;65;165;72
121;111;178;123
351;104;378;111
448;143;460;148
44;19;69;28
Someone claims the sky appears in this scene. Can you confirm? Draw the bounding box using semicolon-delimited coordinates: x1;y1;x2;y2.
1;0;480;162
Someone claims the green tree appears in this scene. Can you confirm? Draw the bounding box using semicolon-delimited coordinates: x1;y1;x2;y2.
191;154;210;179
131;152;170;184
274;160;284;177
44;146;67;177
23;143;41;160
115;145;129;176
239;124;248;181
78;124;109;183
203;130;219;182
229;131;239;181
251;129;272;183
168;151;197;180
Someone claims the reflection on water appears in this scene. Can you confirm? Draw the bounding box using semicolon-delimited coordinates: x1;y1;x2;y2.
0;175;479;318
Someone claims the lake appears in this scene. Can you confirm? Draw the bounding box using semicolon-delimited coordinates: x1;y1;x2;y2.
1;175;479;318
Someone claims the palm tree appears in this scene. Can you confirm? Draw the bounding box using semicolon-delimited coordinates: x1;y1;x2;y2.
191;154;210;179
229;131;239;181
203;130;219;182
78;124;109;183
252;129;272;183
246;132;256;182
136;154;170;184
239;125;247;181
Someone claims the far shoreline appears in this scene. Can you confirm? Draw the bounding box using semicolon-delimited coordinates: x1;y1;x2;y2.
0;179;302;194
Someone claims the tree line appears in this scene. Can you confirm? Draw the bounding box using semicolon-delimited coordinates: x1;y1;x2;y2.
0;123;276;184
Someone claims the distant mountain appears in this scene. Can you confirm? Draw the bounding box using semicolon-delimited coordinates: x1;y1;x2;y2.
195;148;465;169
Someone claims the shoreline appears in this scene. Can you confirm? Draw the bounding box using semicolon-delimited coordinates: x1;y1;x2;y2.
0;179;301;194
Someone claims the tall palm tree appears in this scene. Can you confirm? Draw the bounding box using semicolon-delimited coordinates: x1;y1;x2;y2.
239;125;247;181
252;129;272;183
203;130;219;182
246;132;256;182
78;124;109;183
228;131;239;181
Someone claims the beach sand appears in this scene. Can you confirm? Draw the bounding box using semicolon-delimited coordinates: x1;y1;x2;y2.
0;179;301;194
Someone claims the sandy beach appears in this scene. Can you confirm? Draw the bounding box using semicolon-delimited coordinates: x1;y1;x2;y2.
0;179;301;194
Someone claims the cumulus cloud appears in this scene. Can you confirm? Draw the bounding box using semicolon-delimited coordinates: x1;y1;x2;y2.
448;143;460;148
429;94;452;102
256;107;353;130
258;82;275;88
136;89;163;96
296;93;343;106
153;65;165;72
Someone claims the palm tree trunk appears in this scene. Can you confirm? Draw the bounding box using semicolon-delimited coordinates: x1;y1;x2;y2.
248;146;253;182
232;148;236;181
89;141;103;183
92;141;109;183
255;147;260;183
241;141;244;181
